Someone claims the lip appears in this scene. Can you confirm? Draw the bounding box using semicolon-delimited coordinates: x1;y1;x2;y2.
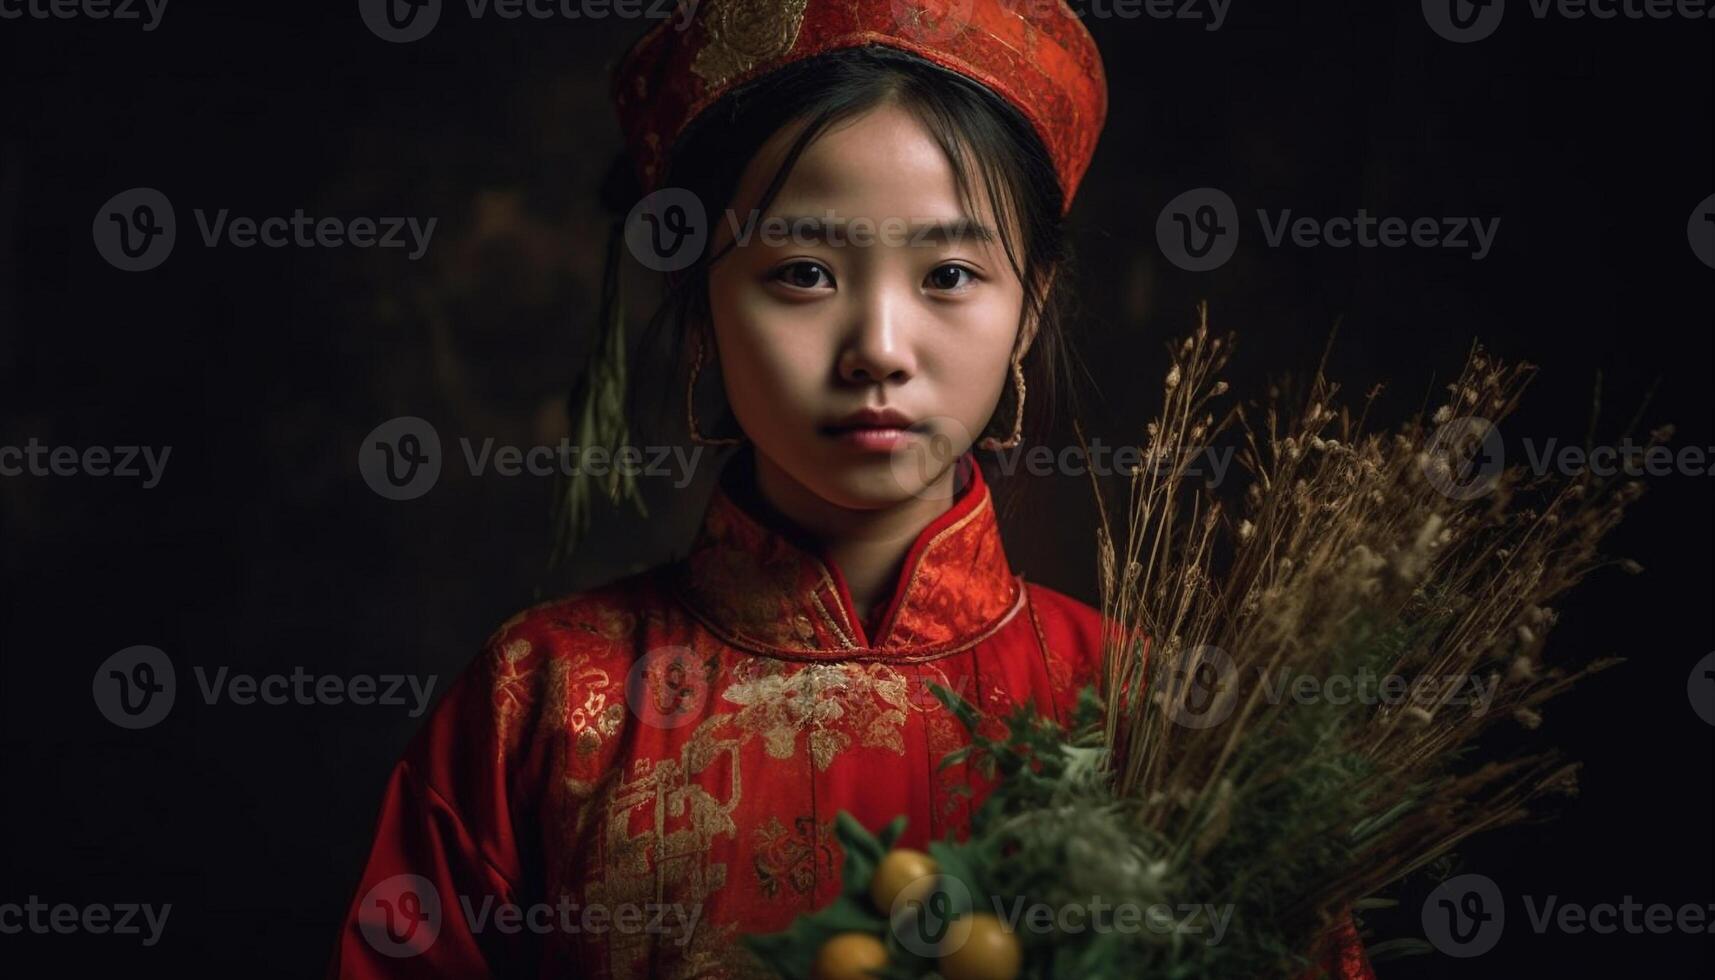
821;408;924;452
827;407;916;431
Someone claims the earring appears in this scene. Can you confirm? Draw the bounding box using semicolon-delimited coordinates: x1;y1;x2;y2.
978;358;1027;451
686;330;743;447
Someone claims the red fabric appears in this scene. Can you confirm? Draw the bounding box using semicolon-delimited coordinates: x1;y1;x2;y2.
330;456;1374;978
611;0;1108;214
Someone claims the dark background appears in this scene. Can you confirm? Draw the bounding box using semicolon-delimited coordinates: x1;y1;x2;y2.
1;1;1711;975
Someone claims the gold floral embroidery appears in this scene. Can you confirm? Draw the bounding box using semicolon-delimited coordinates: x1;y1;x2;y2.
752;816;836;898
690;0;810;93
490;592;639;764
492;637;535;761
546;653;615;750
577;702;627;757
722;660;912;771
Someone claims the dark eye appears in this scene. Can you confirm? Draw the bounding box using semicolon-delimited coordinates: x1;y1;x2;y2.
926;264;977;291
774;261;833;290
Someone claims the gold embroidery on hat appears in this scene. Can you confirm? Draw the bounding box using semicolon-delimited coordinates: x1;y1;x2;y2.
691;0;810;92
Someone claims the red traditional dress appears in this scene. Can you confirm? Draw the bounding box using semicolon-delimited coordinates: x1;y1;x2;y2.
330;454;1375;978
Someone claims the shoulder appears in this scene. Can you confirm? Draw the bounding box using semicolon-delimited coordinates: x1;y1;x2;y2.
475;569;671;714
436;571;669;770
1021;580;1104;652
389;571;674;823
1020;580;1106;706
481;571;662;669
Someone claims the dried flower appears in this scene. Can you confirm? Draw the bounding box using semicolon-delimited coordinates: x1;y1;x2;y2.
1087;315;1639;969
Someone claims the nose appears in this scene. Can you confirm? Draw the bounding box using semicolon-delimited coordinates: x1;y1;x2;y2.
836;280;917;385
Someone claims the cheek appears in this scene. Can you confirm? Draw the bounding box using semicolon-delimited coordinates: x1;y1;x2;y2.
923;298;1024;428
707;275;827;426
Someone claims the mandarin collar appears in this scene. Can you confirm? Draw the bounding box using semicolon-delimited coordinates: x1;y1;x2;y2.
665;450;1024;661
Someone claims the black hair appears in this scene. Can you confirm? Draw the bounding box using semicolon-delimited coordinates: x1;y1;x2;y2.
604;43;1083;456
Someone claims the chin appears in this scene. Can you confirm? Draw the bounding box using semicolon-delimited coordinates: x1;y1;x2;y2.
815;447;962;509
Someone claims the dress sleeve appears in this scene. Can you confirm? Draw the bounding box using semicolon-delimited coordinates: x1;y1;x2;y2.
327;620;551;978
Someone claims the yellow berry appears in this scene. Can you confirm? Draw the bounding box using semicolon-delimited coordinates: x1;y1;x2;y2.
869;848;939;914
810;932;889;980
938;912;1022;980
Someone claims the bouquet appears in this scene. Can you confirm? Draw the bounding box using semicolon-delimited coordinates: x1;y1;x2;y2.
745;309;1652;979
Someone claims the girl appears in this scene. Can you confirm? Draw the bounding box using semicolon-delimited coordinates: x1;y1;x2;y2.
332;3;1372;977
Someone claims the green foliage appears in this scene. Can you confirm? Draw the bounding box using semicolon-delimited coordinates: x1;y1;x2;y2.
747;671;1446;978
751;685;1192;978
549;220;647;568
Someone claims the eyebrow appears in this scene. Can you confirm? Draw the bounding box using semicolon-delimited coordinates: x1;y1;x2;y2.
758;214;998;246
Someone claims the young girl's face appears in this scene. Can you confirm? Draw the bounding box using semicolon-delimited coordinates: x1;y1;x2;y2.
706;101;1034;511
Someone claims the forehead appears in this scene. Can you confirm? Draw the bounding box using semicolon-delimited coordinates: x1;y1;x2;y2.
730;102;1001;226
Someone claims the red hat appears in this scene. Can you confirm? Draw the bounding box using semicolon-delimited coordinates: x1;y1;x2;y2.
611;0;1109;214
